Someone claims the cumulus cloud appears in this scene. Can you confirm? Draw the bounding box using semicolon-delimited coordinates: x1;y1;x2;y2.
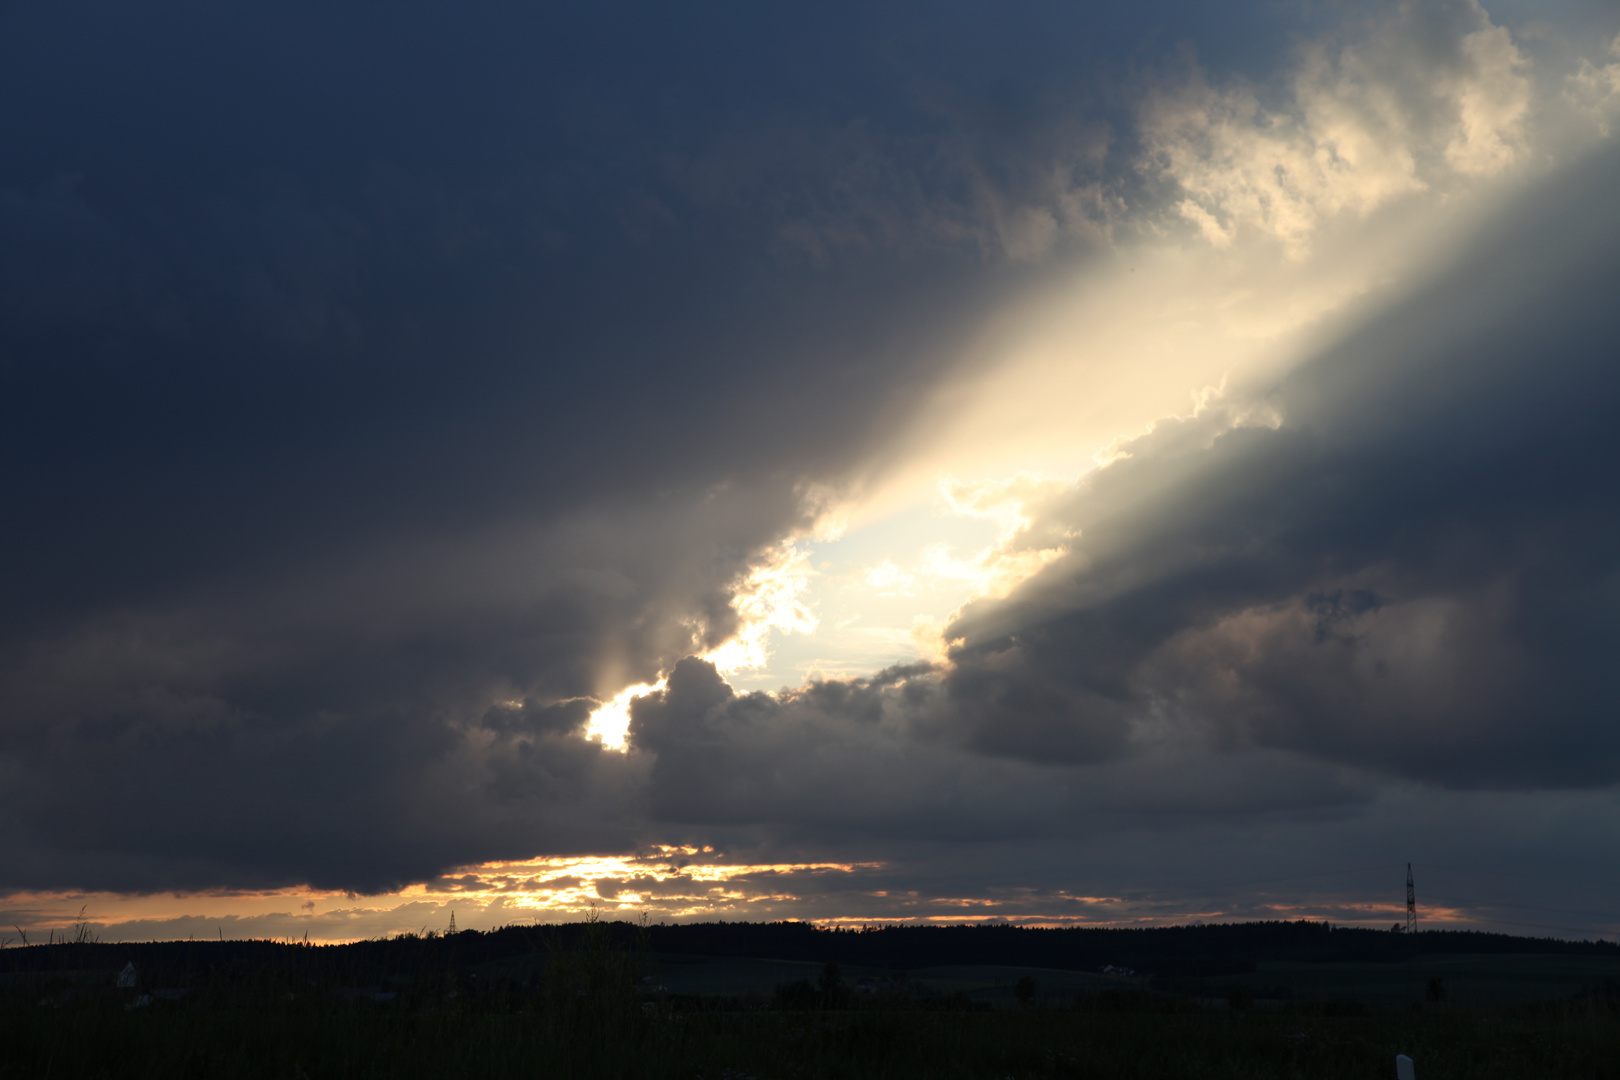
1141;0;1530;254
1567;33;1620;136
945;140;1620;787
626;655;1365;841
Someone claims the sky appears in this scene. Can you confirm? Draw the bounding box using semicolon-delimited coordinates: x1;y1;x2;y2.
4;0;1620;944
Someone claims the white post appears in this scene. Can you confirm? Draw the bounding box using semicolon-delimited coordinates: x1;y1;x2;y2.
1395;1054;1416;1080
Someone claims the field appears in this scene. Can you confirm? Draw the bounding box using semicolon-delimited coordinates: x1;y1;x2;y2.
1223;954;1620;1006
613;951;1620;1007
3;923;1619;1078
3;983;1619;1079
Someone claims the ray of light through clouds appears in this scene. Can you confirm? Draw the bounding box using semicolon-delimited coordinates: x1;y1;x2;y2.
4;0;1620;943
619;0;1581;707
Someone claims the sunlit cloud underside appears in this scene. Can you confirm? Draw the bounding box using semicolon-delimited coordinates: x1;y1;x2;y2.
0;848;1507;945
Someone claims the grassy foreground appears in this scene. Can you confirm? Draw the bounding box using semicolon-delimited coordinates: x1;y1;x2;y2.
2;997;1618;1079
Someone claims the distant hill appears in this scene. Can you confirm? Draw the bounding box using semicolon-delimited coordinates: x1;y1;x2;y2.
4;920;1616;987
637;921;1620;976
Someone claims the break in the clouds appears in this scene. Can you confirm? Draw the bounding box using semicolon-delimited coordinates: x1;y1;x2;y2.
3;1;1620;936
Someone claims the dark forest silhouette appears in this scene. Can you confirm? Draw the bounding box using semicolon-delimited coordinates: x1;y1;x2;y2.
6;920;1616;984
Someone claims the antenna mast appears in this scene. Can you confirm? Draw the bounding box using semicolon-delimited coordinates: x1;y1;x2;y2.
1406;863;1416;934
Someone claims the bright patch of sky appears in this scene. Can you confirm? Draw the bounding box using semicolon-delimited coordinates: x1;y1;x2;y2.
724;493;1002;692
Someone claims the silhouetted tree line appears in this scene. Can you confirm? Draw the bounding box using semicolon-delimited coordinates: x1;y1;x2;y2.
637;919;1619;972
4;919;1616;987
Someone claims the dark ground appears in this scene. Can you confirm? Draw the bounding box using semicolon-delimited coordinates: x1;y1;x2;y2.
2;920;1617;1078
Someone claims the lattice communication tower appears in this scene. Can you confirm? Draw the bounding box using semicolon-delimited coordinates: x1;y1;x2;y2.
1406;863;1416;934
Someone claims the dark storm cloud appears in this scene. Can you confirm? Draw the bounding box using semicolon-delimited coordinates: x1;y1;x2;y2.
0;2;1312;894
8;2;1613;907
943;140;1620;788
0;1;1246;635
615;140;1620;859
627;655;1365;850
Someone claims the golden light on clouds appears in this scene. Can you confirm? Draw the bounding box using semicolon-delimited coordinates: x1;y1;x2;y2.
585;541;823;747
411;850;882;915
583;680;661;749
1567;33;1620;136
700;541;820;675
579;0;1604;745
0;851;1557;943
0;851;885;944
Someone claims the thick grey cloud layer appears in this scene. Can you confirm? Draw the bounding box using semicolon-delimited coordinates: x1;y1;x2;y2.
0;2;1282;893
3;2;1619;912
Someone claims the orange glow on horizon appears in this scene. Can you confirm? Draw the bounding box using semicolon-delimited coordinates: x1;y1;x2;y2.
0;848;1594;944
